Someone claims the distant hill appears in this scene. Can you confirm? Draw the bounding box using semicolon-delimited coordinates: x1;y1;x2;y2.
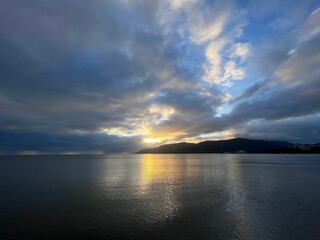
137;138;294;154
264;146;320;154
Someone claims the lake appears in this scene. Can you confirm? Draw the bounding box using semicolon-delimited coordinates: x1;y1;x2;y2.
1;154;320;240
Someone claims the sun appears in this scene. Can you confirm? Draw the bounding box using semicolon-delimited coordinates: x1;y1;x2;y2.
143;137;162;144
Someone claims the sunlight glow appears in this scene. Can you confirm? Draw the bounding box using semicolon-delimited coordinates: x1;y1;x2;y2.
143;137;162;144
142;131;188;145
183;130;236;142
100;127;148;137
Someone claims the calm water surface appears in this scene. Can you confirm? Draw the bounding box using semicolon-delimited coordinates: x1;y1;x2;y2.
1;154;320;240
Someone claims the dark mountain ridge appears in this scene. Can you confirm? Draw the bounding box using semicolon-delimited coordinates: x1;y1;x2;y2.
137;138;295;154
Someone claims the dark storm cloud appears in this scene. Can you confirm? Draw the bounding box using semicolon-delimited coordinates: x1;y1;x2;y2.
0;130;141;154
0;1;150;149
154;88;220;115
0;1;159;126
239;115;320;144
0;0;217;152
230;33;320;121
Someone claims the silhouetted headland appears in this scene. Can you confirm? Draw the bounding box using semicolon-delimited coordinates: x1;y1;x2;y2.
137;138;320;154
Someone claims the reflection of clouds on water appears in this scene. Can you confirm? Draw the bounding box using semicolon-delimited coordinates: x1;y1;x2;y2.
223;154;255;239
3;154;320;239
93;154;310;239
224;154;281;239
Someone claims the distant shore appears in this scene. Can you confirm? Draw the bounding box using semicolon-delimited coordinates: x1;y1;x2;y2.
137;138;320;154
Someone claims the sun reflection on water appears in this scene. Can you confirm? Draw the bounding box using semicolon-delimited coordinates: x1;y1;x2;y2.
137;154;181;223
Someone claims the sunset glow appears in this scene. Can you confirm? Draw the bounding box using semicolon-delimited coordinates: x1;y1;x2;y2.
143;138;162;144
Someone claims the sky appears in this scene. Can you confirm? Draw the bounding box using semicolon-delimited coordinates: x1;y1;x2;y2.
0;0;320;154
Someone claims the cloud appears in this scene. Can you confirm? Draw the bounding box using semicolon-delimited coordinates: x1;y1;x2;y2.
0;129;141;154
0;0;222;152
0;0;319;153
241;114;320;144
203;39;226;84
230;43;251;61
222;61;245;85
204;41;248;86
227;33;320;123
201;8;320;143
189;4;231;44
169;0;200;11
298;8;320;42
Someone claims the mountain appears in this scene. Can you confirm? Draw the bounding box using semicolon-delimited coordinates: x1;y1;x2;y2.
264;146;320;153
137;138;293;154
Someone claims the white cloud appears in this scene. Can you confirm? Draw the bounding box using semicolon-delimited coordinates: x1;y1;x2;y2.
204;41;247;86
230;42;251;60
148;104;175;124
174;2;248;87
160;1;248;88
189;9;230;44
100;127;148;137
299;8;320;42
169;0;200;11
222;61;245;86
164;0;232;44
203;39;227;84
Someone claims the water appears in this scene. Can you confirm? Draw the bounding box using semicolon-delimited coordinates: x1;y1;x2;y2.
1;154;320;240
